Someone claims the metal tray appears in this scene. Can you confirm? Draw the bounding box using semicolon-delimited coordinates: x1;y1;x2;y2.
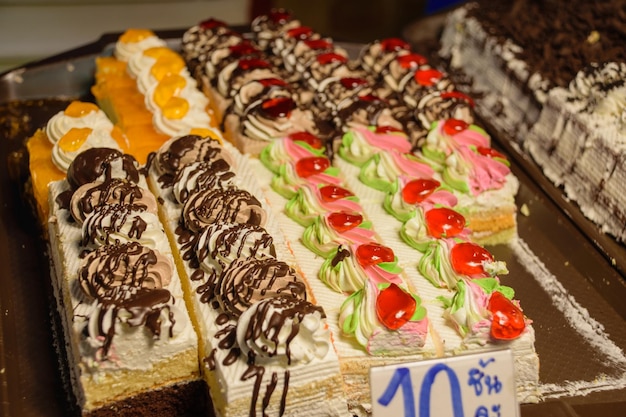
1;29;626;417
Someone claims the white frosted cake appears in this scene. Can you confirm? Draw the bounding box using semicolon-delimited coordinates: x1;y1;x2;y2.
46;147;200;415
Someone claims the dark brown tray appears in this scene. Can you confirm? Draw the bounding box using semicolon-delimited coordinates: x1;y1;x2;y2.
1;29;626;417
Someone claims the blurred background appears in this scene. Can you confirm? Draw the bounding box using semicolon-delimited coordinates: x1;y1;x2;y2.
0;0;466;72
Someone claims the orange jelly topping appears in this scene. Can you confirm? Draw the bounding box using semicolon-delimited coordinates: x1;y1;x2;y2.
119;29;155;44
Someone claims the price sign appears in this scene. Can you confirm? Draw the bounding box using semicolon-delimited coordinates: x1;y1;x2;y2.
370;348;519;417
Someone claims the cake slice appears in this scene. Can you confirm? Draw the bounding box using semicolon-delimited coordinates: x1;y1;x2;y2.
525;62;626;242
146;134;350;417
46;147;200;416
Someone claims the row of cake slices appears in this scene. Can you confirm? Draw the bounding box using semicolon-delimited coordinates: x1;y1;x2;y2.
180;9;476;157
45;137;201;414
260;128;529;346
255;130;538;408
91;28;219;165
181;13;517;246
39;98;350;415
143;132;351;416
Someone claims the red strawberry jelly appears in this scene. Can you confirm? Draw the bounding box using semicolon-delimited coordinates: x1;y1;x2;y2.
340;77;369;89
375;125;404;134
358;94;384;103
397;53;428;69
294;156;330;178
229;41;259;58
424;207;466;238
286;26;314;40
200;18;227;30
288;131;323;149
477;146;507;161
414;68;443;87
238;58;271;71
441;91;475;107
305;39;332;50
319;185;353;202
327;212;363;233
258;78;289;88
401;178;441;204
268;9;292;24
488;291;526;340
380;38;410;52
450;242;494;277
317;52;348;65
355;242;395;267
443;119;469;136
260;97;296;119
376;283;416;330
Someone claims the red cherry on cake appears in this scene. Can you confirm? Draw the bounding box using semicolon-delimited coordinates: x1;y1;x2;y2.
258;78;289;88
450;242;494;277
376;283;416;330
238;58;271;71
268;9;292;24
380;38;410;52
355;242;395;267
260;97;296;119
294;156;330;178
375;125;404;134
305;39;332;50
488;291;526;340
477;146;507;161
358;94;385;104
414;68;443;86
340;77;369;89
319;185;354;202
316;52;348;65
327;211;363;233
396;53;428;69
288;131;323;149
199;18;227;30
286;26;314;40
440;91;475;107
401;178;441;204
424;207;466;238
442;118;470;135
229;41;260;58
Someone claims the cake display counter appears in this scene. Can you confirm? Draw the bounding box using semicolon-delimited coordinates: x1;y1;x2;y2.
1;20;626;417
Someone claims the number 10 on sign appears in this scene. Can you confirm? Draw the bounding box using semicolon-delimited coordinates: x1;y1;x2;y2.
370;349;519;417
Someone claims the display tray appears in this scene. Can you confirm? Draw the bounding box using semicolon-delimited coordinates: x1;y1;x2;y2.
1;29;626;417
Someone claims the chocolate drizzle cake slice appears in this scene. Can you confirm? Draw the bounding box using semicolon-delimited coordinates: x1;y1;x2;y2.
47;147;200;416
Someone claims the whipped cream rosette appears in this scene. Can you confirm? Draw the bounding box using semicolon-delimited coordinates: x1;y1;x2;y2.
338;125;412;166
250;8;302;51
359;149;435;193
259;132;325;174
114;29;167;63
237;294;330;366
171;159;236;204
195;222;276;278
152;133;230;194
79;241;173;299
383;175;457;222
284;182;361;227
339;278;428;356
421;118;511;195
380;52;429;93
66;147;141;191
69;178;158;224
271;154;342;199
359;37;412;76
438;277;527;344
302;210;375;257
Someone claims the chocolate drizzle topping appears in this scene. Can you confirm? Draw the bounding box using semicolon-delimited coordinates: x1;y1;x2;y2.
66;147;140;190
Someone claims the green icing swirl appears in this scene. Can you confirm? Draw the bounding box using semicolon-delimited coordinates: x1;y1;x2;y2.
319;246;366;294
358;153;401;193
338;129;377;167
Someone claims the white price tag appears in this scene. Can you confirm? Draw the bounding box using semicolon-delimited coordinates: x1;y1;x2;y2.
370;348;519;417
